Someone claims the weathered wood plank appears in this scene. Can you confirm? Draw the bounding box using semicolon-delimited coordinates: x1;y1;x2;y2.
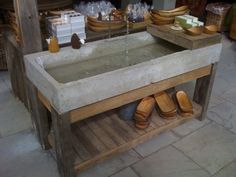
51;108;76;177
77;122;108;154
147;24;222;50
193;63;217;120
97;116;127;145
108;112;139;139
71;134;92;161
85;118;118;149
150;109;167;127
74;102;202;172
13;0;42;54
28;81;50;150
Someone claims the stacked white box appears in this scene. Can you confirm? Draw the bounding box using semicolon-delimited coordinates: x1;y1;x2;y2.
46;11;86;44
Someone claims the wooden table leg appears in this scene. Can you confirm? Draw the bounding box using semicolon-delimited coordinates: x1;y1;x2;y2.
51;108;76;177
193;63;218;120
28;80;50;150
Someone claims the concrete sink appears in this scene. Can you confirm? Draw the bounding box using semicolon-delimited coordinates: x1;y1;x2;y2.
24;32;222;114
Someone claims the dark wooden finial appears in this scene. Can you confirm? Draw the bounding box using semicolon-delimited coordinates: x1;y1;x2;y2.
71;33;81;49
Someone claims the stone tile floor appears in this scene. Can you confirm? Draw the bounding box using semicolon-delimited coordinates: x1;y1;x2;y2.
0;36;236;177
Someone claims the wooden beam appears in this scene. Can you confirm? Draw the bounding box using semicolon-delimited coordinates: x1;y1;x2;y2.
13;0;42;54
51;108;76;177
193;63;217;120
38;65;211;123
28;81;50;150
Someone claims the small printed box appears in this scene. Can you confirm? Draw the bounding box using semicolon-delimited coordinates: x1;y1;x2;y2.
47;11;86;44
71;22;85;29
71;27;85;34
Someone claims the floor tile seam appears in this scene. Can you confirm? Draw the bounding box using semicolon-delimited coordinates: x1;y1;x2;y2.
216;74;236;88
208;96;230;109
0;127;34;140
210;158;236;177
171;144;212;176
219;96;236;108
170;119;212;139
207;117;236;136
132;148;144;158
131;130;181;158
108;166;142;177
130;165;143;177
130;143;175;167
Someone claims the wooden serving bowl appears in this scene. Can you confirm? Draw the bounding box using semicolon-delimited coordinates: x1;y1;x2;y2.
185;26;203;36
150;12;175;21
87;16;125;26
151;17;174;25
203;25;217;34
88;23;126;32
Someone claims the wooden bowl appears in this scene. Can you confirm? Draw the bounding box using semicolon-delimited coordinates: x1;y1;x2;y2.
158;5;188;13
151;8;188;17
203;25;217;34
185;27;203;36
87;16;125;27
151;17;174;25
150;12;175;21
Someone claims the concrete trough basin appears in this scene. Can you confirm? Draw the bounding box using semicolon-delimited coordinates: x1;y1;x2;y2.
24;32;222;114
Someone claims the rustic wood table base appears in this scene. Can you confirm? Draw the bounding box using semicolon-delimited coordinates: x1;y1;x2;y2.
30;64;216;177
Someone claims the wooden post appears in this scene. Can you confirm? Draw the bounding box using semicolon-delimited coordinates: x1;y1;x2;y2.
13;0;42;54
51;108;76;177
28;81;50;150
193;63;217;120
13;0;45;137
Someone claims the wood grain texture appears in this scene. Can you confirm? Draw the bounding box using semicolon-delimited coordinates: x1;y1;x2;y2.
13;0;42;54
51;108;76;177
72;102;202;172
147;24;222;49
193;63;217;120
28;81;50;150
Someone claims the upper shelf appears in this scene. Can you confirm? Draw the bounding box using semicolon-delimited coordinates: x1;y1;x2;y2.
147;24;222;50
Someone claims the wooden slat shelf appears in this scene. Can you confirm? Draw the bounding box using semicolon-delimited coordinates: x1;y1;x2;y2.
49;102;202;172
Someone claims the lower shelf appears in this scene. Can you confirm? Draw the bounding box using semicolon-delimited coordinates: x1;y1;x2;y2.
48;102;202;172
69;102;202;172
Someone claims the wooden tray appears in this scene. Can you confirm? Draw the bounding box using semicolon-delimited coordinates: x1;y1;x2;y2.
154;91;177;113
176;91;193;113
147;24;222;50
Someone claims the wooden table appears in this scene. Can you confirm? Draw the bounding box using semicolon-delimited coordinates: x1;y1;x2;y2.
27;26;221;177
30;63;216;177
